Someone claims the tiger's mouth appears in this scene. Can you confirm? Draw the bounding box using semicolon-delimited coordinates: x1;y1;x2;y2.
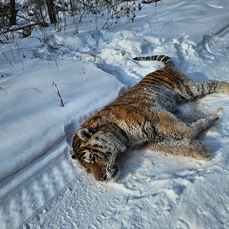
105;165;119;182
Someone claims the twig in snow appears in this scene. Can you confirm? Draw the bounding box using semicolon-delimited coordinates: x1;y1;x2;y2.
143;0;162;3
52;81;64;107
1;51;14;67
145;20;153;32
0;72;9;77
161;19;173;31
0;87;8;94
54;58;59;71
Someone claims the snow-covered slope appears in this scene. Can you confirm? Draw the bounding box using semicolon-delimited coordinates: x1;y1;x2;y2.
0;0;229;228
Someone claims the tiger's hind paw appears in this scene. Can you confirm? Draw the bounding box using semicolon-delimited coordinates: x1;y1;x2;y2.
220;82;229;94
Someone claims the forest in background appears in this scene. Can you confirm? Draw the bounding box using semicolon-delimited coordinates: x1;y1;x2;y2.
0;0;162;44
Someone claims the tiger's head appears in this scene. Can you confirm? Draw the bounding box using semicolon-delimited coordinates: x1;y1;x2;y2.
72;128;126;181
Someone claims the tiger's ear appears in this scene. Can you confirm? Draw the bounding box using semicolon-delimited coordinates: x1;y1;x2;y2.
77;128;92;141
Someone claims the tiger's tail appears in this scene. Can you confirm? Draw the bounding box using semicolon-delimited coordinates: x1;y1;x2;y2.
133;55;175;68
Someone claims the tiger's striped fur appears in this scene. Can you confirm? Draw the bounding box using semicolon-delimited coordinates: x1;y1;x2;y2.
72;55;229;181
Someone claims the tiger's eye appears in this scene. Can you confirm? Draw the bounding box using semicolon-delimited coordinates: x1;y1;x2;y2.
86;169;91;173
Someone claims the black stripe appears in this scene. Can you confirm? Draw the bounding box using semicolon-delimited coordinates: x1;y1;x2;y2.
163;56;170;63
111;123;129;142
162;70;179;83
151;76;174;88
153;70;177;85
184;84;195;99
138;79;159;86
91;148;106;158
73;138;81;150
95;122;129;142
209;81;216;93
78;151;86;159
201;83;205;97
103;102;124;110
137;120;149;138
157;55;165;61
177;93;188;103
95;154;103;160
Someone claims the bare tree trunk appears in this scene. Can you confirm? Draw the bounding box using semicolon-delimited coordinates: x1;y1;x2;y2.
10;0;16;26
69;0;74;16
46;0;57;24
35;0;47;27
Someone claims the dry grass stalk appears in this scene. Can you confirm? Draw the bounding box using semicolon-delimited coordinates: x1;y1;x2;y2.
52;81;64;107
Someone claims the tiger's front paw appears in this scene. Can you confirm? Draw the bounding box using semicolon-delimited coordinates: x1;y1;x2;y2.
193;141;212;160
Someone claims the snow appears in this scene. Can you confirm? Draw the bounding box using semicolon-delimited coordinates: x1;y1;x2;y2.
0;0;229;228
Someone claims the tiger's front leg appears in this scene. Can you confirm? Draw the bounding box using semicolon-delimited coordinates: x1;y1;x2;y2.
148;138;211;160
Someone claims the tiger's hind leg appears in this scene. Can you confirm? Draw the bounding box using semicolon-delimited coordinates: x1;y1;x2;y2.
169;66;229;103
148;138;211;160
155;108;218;140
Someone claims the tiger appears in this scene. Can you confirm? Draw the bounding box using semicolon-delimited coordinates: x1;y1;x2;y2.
72;55;229;182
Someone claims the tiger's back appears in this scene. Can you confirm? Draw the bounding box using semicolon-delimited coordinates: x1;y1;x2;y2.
72;55;229;181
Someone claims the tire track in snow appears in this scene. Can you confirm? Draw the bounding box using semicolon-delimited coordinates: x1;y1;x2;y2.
0;139;77;229
20;173;120;229
0;128;84;229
